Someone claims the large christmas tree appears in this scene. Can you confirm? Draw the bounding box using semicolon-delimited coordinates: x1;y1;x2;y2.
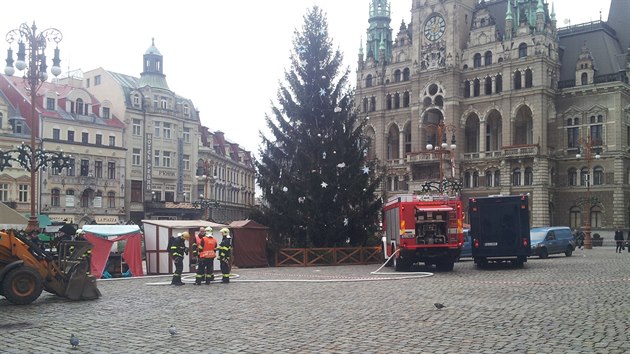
256;6;382;249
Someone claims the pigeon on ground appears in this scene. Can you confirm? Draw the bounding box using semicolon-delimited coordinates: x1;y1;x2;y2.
69;334;79;348
168;325;177;336
434;303;446;310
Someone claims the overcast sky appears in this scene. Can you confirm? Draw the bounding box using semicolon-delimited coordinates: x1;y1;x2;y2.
0;0;612;153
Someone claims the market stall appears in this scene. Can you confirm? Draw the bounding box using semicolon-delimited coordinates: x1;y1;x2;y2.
229;219;269;268
81;224;144;278
142;220;228;275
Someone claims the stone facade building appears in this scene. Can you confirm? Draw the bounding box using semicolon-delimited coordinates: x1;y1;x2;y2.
356;0;630;231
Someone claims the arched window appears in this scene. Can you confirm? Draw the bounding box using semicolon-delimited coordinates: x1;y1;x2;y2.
485;170;492;187
473;53;482;68
591;206;603;228
581;72;588;85
464;80;471;98
593;166;604;185
473;171;479;187
76;98;84;115
386;94;392;110
525;69;533;88
580;167;589;186
570;206;581;229
369;97;376;112
464;171;472;188
366;74;373;88
484;51;492;66
403;68;410;81
518;43;528;58
568;168;577;186
494;170;501;187
394;93;400;109
394;70;401;82
495;74;503;93
403;91;410;107
473;79;480;97
514;71;522;89
485;77;492;95
404;123;412;154
512;168;521;186
107;191;116;208
524;167;533;185
51;188;60;207
362;98;368;113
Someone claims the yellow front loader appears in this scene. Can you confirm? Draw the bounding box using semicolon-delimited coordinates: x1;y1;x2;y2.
0;230;101;305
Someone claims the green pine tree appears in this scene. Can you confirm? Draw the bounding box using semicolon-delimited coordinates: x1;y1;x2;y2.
256;6;382;249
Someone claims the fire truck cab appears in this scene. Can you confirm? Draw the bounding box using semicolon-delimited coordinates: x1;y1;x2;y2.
382;194;464;271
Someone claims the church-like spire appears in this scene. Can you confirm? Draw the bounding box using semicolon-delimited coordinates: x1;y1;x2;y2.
365;0;392;64
139;38;169;90
537;0;544;14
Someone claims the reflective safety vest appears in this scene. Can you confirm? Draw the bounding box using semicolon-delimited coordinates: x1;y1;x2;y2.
198;236;217;259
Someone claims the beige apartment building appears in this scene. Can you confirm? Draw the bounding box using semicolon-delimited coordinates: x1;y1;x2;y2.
357;0;630;231
83;40;255;224
0;74;126;226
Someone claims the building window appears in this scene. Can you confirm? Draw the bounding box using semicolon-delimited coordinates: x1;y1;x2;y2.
473;53;481;68
162;151;171;168
80;159;90;177
590;125;603;145
67;158;75;176
568;127;579;148
154;122;161;137
525;69;533;88
18;184;28;202
131;180;142;202
183;128;190;143
109;136;115;147
394;69;401;82
52;128;60;140
51;188;61;207
518;43;528;58
76;98;84;115
386;94;392;110
46;97;55;110
82;132;89;144
485;77;492;95
473;171;479;188
581;72;588;85
366;74;373;88
580;167;590;186
108;162;116;179
0;183;8;201
464;80;470;98
496;74;503;93
66;190;75;207
403;68;410;81
133;94;140;107
67;131;75;142
512;168;521;186
473;79;480;97
102;107;110;119
568;168;577;186
94;75;101;85
494;170;501;187
524;167;533;185
107;191;115;208
570;206;581;229
163;122;171;139
369;97;376;112
96;134;102;146
160;97;168;110
484;51;492;66
81;190;89;208
133;119;141;136
132;148;141;166
485;170;492;187
514;71;522;90
154;150;161;167
593;166;604;185
95;160;103;178
183;154;190;171
403;91;410;107
183;104;190;116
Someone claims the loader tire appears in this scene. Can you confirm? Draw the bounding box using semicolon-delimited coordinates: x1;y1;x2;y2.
2;267;43;305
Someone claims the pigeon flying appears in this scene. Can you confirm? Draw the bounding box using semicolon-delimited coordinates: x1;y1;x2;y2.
168;325;177;336
70;334;79;348
434;303;446;310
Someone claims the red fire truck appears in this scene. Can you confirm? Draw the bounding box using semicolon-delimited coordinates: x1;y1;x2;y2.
382;194;464;271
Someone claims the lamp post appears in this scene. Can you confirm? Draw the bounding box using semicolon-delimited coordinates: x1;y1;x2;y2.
3;22;65;232
422;119;460;195
575;137;601;250
194;159;215;220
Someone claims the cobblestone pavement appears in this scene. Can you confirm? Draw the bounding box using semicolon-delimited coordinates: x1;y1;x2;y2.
2;246;630;353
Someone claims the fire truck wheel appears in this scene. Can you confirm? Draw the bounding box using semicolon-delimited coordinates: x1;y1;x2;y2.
394;256;411;272
436;261;454;272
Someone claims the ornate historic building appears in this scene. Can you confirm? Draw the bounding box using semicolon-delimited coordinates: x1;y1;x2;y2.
357;0;630;230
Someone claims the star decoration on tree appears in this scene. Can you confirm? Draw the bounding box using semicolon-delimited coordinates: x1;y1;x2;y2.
321;181;328;188
319;88;326;96
362;166;370;174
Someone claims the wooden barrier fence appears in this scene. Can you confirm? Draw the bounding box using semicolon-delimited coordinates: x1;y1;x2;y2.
275;246;383;267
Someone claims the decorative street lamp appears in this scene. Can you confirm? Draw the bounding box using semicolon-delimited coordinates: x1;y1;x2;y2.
422;119;461;195
194;159;217;220
575;136;601;250
4;22;67;232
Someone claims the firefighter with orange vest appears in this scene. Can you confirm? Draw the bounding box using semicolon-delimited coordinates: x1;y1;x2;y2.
217;228;233;283
194;226;217;285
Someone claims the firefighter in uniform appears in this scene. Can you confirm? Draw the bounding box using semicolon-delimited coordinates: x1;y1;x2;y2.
217;228;233;283
195;227;217;285
168;232;189;285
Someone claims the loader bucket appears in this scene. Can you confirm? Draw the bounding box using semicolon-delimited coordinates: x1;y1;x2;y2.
63;259;101;301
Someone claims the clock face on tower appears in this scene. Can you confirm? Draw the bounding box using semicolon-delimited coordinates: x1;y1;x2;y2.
424;14;446;41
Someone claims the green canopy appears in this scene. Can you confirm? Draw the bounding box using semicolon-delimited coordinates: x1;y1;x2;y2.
24;214;53;229
38;233;54;242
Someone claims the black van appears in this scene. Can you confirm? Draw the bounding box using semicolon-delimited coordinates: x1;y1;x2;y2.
468;195;531;267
